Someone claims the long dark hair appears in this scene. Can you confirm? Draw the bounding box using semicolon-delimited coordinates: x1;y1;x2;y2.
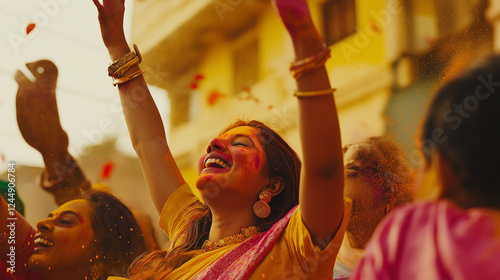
128;120;301;279
421;55;500;208
84;190;147;279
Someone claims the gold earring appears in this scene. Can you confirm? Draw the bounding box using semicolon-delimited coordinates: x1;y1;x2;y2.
253;189;271;218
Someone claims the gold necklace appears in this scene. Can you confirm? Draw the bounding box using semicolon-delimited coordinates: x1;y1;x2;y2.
201;226;260;252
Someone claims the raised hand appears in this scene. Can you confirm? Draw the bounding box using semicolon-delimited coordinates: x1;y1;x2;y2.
271;0;319;43
92;0;130;59
15;60;90;203
15;60;69;159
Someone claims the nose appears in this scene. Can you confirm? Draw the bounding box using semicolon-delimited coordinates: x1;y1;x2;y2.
207;138;227;153
36;218;54;233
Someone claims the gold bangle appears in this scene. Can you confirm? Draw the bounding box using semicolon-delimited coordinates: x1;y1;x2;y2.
293;88;337;98
291;51;331;80
110;56;139;79
290;43;331;80
108;44;143;76
112;69;146;86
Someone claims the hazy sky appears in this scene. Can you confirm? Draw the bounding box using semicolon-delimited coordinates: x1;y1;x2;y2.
0;0;169;173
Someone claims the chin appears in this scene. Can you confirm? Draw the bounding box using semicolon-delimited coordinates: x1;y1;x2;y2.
196;179;222;200
27;255;50;275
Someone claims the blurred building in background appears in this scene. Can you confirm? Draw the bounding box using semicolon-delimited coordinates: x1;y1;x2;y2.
131;0;496;187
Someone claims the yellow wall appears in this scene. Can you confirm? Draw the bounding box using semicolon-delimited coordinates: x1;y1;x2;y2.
174;0;393;185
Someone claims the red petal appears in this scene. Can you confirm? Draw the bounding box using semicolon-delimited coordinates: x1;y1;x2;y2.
370;21;380;34
26;23;36;35
100;161;114;180
207;91;225;106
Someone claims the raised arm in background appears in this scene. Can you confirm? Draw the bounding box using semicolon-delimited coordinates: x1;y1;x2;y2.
92;0;184;213
15;59;90;206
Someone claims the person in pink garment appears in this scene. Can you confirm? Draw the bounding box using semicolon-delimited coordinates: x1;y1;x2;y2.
350;56;500;279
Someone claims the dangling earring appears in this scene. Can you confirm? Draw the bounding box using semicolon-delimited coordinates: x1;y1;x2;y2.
253;189;271;218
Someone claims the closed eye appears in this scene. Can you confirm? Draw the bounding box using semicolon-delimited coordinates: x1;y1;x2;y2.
233;142;247;147
346;171;360;179
59;220;73;226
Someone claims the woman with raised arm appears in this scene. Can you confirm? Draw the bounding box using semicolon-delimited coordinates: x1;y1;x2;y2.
93;0;350;278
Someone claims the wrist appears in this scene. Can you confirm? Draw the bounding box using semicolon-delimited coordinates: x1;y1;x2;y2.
108;44;131;61
292;30;324;58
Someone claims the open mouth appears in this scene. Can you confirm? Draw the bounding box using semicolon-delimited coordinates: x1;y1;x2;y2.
203;154;232;172
34;236;53;249
205;158;229;169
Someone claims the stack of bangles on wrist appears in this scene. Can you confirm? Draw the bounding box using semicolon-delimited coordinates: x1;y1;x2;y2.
108;44;146;86
290;42;336;98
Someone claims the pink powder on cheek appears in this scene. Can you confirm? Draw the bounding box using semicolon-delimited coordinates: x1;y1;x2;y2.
254;153;261;170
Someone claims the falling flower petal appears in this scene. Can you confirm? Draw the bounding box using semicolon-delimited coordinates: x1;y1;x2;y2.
100;161;114;180
370;20;380;34
26;23;36;35
207;90;226;106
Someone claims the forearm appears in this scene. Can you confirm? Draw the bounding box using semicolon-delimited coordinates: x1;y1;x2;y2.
108;43;167;149
41;154;91;205
294;35;343;183
113;62;184;212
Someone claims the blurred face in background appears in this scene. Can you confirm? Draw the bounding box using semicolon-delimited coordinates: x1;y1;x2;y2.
343;144;387;249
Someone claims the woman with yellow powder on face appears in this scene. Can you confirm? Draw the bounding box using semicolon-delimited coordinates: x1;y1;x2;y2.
92;0;350;278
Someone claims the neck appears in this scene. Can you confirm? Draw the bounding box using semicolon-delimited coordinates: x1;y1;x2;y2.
208;205;259;242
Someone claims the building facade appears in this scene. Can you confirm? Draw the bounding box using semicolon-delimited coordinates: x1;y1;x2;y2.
131;0;495;187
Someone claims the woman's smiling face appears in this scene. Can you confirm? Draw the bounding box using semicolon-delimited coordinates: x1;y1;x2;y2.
28;199;95;275
196;126;269;205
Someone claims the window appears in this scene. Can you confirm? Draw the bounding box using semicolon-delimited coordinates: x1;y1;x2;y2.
323;0;357;45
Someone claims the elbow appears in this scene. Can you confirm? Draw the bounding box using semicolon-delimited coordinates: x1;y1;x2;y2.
315;158;343;180
133;137;168;159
